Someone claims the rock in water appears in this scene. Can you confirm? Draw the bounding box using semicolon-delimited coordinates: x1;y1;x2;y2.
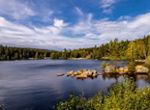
67;71;74;76
135;65;149;73
66;69;99;79
76;74;88;79
56;73;64;76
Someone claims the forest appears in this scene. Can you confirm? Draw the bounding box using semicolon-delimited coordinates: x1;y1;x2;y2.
0;46;56;60
50;35;150;60
0;35;150;60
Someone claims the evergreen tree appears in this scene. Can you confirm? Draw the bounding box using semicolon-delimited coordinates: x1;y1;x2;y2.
35;52;39;59
126;41;137;59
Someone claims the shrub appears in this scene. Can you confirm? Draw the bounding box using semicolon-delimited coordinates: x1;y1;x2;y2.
54;94;88;110
54;79;150;110
101;61;110;70
146;55;150;66
128;61;136;73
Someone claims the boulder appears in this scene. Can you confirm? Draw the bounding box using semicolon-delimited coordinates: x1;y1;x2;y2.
104;65;116;73
67;71;74;76
91;70;97;73
92;73;98;77
76;74;88;79
56;73;64;76
135;65;149;73
73;72;80;76
66;69;99;79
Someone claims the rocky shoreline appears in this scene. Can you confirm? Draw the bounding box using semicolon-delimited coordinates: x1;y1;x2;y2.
57;70;102;79
56;61;150;79
103;65;149;74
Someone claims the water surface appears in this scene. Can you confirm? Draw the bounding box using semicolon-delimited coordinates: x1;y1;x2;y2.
0;60;149;110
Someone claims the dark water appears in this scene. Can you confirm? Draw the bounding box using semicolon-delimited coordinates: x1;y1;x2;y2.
0;60;149;110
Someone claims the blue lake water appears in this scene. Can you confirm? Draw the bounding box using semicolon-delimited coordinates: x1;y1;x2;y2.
0;60;149;110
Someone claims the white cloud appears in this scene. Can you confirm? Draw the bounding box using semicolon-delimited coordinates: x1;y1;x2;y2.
0;12;150;50
101;0;118;8
0;0;35;19
0;0;54;22
100;0;119;13
75;7;84;16
53;19;68;28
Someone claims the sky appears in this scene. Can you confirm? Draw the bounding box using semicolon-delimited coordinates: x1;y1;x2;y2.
0;0;150;50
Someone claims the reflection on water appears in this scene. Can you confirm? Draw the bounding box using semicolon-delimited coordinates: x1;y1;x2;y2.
102;73;150;80
0;60;149;110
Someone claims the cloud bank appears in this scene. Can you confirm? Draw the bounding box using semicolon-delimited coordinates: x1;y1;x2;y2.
0;12;150;50
0;0;35;19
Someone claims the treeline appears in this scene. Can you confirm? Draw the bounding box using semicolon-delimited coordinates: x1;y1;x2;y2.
50;35;150;60
0;45;56;60
1;35;150;60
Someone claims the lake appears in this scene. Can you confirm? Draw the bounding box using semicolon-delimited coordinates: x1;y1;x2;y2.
0;60;149;110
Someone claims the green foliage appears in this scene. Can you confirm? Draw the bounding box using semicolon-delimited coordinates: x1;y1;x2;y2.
101;61;107;69
54;93;89;110
1;35;150;60
128;61;136;73
126;41;137;59
55;79;150;110
145;56;150;74
146;55;150;65
101;61;110;70
35;52;39;59
103;79;150;110
44;52;47;58
59;35;150;60
0;45;55;60
50;52;59;59
126;40;147;60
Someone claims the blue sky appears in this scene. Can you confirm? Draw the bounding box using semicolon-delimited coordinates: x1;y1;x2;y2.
0;0;150;50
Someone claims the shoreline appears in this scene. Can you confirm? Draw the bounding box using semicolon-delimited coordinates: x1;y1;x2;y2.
0;59;128;61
